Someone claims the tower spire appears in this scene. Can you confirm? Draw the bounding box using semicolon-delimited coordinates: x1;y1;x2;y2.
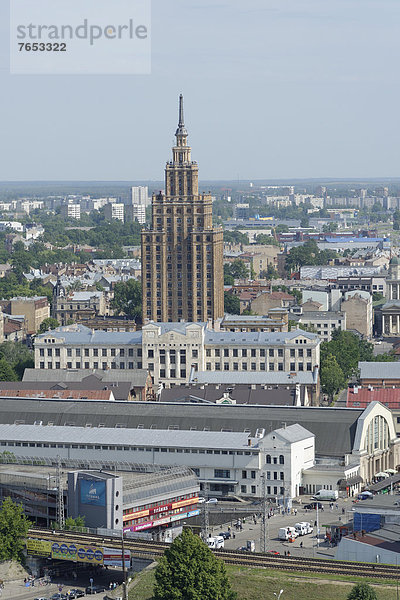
178;93;184;127
175;94;188;140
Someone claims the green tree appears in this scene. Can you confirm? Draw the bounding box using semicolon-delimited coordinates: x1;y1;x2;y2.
260;264;279;280
320;330;374;381
111;279;142;322
224;292;240;315
0;358;17;381
0;497;31;563
0;342;34;381
300;216;310;228
223;230;249;245
226;259;249;280
39;317;59;333
254;234;279;246
347;582;377;600
64;515;86;531
320;353;346;401
153;528;237;600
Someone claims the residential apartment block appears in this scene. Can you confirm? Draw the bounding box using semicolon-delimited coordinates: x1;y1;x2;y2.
34;322;320;386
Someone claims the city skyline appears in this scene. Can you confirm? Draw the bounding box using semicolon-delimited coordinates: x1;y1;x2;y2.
0;0;399;181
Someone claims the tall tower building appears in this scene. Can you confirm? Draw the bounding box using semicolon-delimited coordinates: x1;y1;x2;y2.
141;95;224;323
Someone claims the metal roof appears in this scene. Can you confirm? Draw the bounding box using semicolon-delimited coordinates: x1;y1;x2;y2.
359;361;400;380
0;423;253;450
272;423;314;443
35;324;142;345
190;371;316;385
0;399;364;457
205;329;319;345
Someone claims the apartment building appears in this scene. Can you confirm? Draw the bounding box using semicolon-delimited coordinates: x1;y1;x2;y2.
61;203;81;220
1;296;50;335
104;203;124;222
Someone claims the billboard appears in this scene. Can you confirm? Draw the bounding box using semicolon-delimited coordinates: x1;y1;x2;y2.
26;539;52;557
103;547;130;568
51;542;104;565
80;479;106;506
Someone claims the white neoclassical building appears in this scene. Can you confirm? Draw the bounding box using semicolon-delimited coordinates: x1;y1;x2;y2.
34;322;320;387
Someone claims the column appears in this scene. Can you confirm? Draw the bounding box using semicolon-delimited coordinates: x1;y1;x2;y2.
382;314;385;336
397;315;400;334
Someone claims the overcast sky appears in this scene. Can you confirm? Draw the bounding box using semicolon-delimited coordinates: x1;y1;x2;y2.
0;0;399;181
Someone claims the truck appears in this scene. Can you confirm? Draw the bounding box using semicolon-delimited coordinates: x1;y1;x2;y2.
294;522;314;536
278;527;298;541
207;536;224;549
311;489;338;501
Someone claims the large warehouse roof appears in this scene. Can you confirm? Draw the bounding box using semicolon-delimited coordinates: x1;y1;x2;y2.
0;398;364;457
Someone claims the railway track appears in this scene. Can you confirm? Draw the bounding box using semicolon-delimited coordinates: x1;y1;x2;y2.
27;528;400;580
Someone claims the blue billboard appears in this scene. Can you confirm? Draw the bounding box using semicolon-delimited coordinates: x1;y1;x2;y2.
80;480;106;506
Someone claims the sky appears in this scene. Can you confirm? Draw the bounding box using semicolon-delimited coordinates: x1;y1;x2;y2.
0;0;399;181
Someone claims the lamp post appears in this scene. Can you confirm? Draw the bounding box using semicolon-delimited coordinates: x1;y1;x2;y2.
121;527;128;600
274;590;284;600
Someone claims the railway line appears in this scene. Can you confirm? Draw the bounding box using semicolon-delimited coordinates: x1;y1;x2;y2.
28;527;400;580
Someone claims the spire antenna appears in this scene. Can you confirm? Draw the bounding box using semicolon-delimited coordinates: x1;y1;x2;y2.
178;94;184;126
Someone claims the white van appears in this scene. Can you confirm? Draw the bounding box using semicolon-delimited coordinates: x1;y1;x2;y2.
295;522;313;536
207;536;224;549
278;527;298;541
312;490;338;501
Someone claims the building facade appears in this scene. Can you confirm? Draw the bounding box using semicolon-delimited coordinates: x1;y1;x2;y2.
34;323;320;387
141;95;224;323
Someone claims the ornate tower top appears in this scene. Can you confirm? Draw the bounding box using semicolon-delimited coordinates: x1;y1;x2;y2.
175;94;188;146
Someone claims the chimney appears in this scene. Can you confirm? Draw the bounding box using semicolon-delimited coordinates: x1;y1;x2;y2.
247;438;252;447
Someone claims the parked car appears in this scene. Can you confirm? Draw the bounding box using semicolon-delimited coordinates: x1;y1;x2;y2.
66;590;85;599
34;597;49;600
51;594;67;600
304;502;323;510
218;531;231;540
206;498;218;504
85;585;106;594
267;550;280;555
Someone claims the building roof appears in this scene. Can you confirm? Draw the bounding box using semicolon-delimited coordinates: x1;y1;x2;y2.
0;389;114;401
189;371;316;385
347;387;400;408
0;399;364;457
359;361;400;380
204;329;319;346
35;324;142;345
300;311;344;320
160;384;301;406
0;423;253;450
271;423;314;443
22;368;149;387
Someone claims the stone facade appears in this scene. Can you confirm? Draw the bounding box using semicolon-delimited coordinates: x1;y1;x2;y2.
141;95;223;323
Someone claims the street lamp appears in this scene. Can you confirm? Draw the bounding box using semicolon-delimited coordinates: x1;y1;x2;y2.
274;590;284;600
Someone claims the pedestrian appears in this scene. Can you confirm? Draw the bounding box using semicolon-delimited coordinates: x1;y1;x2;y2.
336;503;338;509
287;551;291;557
294;508;297;515
284;551;287;556
300;541;303;549
342;507;345;514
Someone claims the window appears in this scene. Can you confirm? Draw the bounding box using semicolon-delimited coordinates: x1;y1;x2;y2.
242;470;247;479
242;349;247;357
266;454;271;464
280;472;284;480
279;455;284;465
278;349;283;357
148;349;154;358
251;470;256;479
214;469;230;479
241;485;247;493
269;349;274;357
251;485;256;494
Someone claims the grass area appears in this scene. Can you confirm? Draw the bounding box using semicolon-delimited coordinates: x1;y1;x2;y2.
128;564;399;600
